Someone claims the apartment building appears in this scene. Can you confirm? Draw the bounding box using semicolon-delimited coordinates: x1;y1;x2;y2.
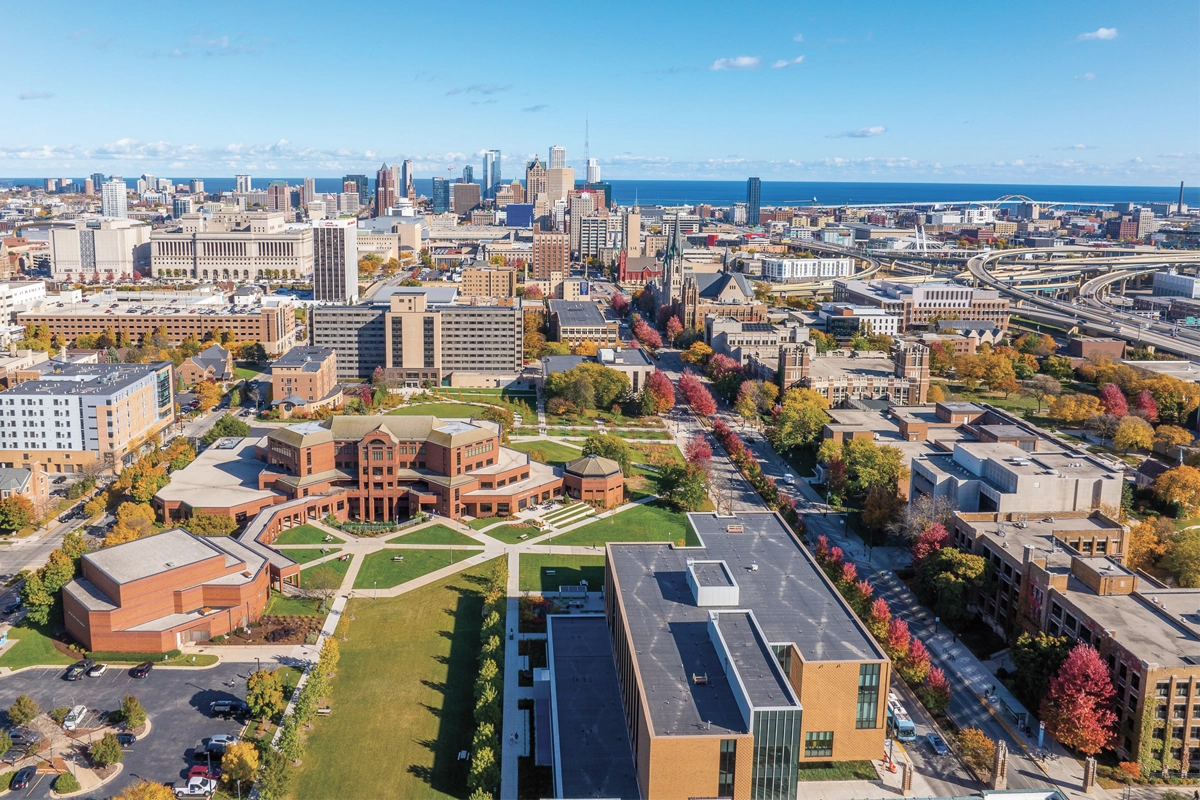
0;281;47;322
18;291;298;355
0;361;174;474
545;512;889;800
761;257;854;283
833;280;1010;332
533;226;569;280
50;219;151;282
546;300;619;346
310;305;387;380
779;342;930;406
270;346;341;418
150;211;314;281
461;266;518;297
813;304;901;340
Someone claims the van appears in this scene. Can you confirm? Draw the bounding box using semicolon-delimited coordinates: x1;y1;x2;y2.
63;704;87;731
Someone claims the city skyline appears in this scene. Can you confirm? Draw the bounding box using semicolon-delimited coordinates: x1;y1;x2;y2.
0;0;1196;185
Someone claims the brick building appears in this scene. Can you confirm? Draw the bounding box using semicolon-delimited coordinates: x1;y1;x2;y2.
270;346;342;418
563;455;623;508
178;344;233;386
779;342;930;406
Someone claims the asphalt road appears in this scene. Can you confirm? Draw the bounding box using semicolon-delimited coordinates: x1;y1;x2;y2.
1;662;252;798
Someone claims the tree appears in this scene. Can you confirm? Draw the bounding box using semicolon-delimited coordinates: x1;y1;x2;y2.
468;745;499;792
1164;529;1200;587
1155;465;1200;511
665;316;684;344
1048;393;1105;424
481;406;515;437
1085;413;1120;445
55;774;80;794
305;566;342;612
958;727;996;773
643;370;676;414
1024;374;1062;412
923;667;952;713
199;414;251;445
685;434;713;469
1155;424;1193;449
113;782;175;800
681;341;713;367
705;354;743;400
927;384;946;403
89;732;125;767
573;339;599;357
734;381;759;423
632;317;662;351
914;547;988;630
1042;355;1075;380
885;617;911;661
610;292;628;316
861;484;905;533
841;438;908;499
120;694;146;728
582;433;633;476
677;372;717;416
522;284;543;300
928;342;954;376
0;495;34;531
246;669;285;721
866;597;892;640
105;502;156;547
317;635;340;678
8;694;39;726
911;523;949;564
194;380;222;413
770;388;830;452
657;463;709;512
1099;383;1128;417
1135;389;1159;421
183;511;238;537
1009;632;1071;710
1040;643;1117;755
220;740;259;784
1127;517;1172;572
898;637;931;685
1113;416;1154;452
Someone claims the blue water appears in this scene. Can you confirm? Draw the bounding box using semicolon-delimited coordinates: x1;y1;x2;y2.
8;177;1196;208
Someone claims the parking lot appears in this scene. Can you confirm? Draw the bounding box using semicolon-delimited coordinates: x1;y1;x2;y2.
0;662;251;797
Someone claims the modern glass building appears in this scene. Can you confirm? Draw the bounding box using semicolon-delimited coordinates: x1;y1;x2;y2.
747;177;761;226
431;177;450;214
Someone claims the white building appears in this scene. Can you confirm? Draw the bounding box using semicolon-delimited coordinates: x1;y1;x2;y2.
50;219;151;282
235;174;252;193
150;211;314;281
101;179;128;219
1153;270;1200;299
761;257;854;283
312;219;358;304
0;282;47;323
586;158;601;184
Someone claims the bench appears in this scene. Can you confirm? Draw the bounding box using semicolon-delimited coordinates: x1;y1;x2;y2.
392;556;405;562
317;707;332;717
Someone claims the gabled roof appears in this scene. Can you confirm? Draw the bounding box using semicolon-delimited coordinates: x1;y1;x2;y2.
692;271;754;299
0;468;31;494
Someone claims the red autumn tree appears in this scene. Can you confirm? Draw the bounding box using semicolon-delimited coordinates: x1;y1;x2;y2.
886;617;911;661
867;597;891;639
923;667;952;712
665;316;684;344
828;546;844;569
815;534;830;562
633;317;663;351
1135;389;1158;421
901;637;932;685
610;292;629;316
1099;383;1128;417
677;372;716;416
840;561;858;587
1040;643;1117;755
522;284;543;300
643;370;676;414
705;354;741;384
912;523;950;564
685;433;713;468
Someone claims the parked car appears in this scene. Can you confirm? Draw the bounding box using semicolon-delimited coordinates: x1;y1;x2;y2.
64;658;95;681
925;732;949;756
87;663;109;678
783;473;796;485
188;765;222;781
3;600;21;615
116;732;136;748
131;661;153;679
7;728;38;747
173;776;217;798
10;766;36;790
206;734;237;753
53;477;67;485
62;704;88;731
210;700;248;720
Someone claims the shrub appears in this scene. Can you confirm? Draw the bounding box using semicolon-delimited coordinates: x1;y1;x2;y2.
0;772;13;791
54;772;80;793
89;732;124;767
120;695;146;729
49;707;70;725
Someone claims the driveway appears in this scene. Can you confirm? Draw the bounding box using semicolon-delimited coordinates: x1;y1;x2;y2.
1;663;251;798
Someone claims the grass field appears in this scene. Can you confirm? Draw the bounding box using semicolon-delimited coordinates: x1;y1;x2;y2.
289;560;497;800
796;760;878;781
508;440;582;468
551;502;697;547
301;555;351;589
277;547;339;565
274;525;342;545
387;403;491;418
387;524;479;546
467;516;502;530
0;620;75;669
353;549;478;590
519;554;605;592
234;367;264;381
482;524;541;544
265;590;324;617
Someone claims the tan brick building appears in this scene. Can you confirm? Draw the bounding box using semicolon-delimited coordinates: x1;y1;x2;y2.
532;226;569;280
461;266;518;297
270;346;341;418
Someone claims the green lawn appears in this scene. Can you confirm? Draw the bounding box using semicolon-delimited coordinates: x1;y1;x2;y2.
519;554;606;592
353;549;478;590
796;760;878;781
265;590;324;617
386;403;491;418
482;524;541;544
0;620;75;669
508;440;583;468
277;547;339;565
301;555;351;589
387;524;479;546
234;366;264;381
290;560;498;800
551;502;698;547
274;524;342;545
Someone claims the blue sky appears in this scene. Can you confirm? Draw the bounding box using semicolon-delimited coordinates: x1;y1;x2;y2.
1;0;1196;185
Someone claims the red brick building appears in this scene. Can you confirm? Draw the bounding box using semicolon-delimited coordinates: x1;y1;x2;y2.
63;529;271;653
563;455;624;508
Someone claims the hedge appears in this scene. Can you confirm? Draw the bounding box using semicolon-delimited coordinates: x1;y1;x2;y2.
87;649;182;662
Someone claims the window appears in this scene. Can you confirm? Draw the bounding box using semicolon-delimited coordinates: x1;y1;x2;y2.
1179;684;1191;697
857;664;880;729
804;731;833;758
1158;682;1171;698
718;740;736;798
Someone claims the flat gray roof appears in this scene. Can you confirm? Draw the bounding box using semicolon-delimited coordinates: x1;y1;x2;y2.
548;615;640;800
154;436;280;509
548;300;608;328
608;512;883;737
85;528;224;585
713;611;798;709
693;561;734;587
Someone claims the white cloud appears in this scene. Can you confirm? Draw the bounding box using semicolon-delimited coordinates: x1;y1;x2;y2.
826;126;887;139
18;91;54;100
792;33;804;42
1075;72;1096;81
522;104;549;113
1078;27;1117;40
1160;152;1199;159
710;55;760;71
1053;144;1096;151
772;56;806;69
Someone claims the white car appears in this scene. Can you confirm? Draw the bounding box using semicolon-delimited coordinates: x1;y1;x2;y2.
783;473;796;485
87;663;109;678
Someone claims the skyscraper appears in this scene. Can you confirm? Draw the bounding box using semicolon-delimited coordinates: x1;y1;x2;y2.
90;172;106;191
101;179;128;218
312;219;358;304
586;159;601;184
302;178;316;206
431;177;450;214
482;150;501;200
189;179;205;195
401;160;414;196
267;181;290;212
746;177;761;227
375;163;396;217
83;179;94;196
549;146;566;169
235;174;252;193
462;165;474;184
526;157;547;200
343;174;368;205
